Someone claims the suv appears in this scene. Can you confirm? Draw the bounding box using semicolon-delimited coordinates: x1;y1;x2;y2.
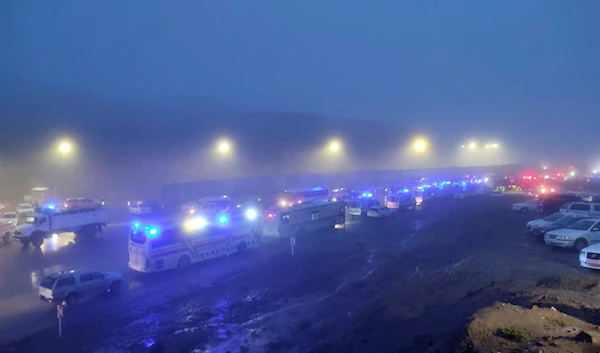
560;202;600;215
64;198;100;212
39;269;122;305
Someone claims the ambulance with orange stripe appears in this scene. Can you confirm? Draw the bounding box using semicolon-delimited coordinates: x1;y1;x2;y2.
128;207;260;273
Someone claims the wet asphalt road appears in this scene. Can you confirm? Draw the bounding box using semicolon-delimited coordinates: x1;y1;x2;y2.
0;196;594;352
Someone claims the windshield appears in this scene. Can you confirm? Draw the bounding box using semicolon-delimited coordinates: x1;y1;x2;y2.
555;216;575;226
2;214;16;219
542;213;563;222
40;276;57;289
130;230;147;244
567;220;595;231
19;204;32;209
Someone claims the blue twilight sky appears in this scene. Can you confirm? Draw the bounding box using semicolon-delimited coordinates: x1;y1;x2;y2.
2;1;600;163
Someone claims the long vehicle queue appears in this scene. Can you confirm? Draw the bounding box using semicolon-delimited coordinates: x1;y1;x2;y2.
126;178;490;274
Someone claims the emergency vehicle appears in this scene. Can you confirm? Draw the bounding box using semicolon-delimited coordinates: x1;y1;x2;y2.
128;210;259;273
261;200;345;237
278;187;329;207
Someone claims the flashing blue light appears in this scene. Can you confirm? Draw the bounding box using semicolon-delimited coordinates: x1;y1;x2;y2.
311;187;325;191
47;204;56;210
461;181;467;186
133;222;140;228
402;189;410;193
147;227;159;238
218;214;229;224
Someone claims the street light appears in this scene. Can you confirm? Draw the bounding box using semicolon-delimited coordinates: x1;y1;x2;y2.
327;139;342;153
468;142;477;149
412;139;427;153
216;139;232;154
58;141;72;155
329;141;340;152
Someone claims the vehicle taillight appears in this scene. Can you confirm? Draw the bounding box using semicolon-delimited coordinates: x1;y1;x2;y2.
266;213;275;219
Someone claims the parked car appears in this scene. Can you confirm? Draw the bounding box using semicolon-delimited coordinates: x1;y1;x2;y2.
1;212;17;226
580;243;600;270
544;218;600;251
525;212;564;233
39;269;122;305
559;202;600;216
512;199;542;213
63;198;101;212
367;205;394;218
16;203;35;216
531;214;591;237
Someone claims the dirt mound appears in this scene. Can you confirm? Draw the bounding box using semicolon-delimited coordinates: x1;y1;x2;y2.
537;276;600;292
464;302;600;353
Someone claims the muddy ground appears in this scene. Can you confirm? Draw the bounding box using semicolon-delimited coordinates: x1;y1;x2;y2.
1;195;598;353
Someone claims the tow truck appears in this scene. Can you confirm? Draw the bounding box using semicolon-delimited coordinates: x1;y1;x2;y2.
13;208;110;247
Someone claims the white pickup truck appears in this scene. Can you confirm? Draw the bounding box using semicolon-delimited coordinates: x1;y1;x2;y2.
14;209;110;247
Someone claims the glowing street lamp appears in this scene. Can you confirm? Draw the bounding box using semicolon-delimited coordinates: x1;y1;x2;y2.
468;142;477;149
329;141;340;152
327;139;342;153
216;139;232;154
58;141;72;155
412;139;427;153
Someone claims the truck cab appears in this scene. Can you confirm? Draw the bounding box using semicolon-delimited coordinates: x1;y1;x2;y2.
16;214;50;239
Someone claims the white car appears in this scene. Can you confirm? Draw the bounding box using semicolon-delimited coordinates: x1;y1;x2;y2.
16;203;35;216
512;200;542;213
347;199;379;217
366;205;394;218
580;243;600;270
544;218;600;251
129;201;153;215
39;269;123;305
1;212;17;226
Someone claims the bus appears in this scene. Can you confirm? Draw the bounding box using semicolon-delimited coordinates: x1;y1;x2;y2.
128;214;259;273
262;200;345;237
278;187;329;207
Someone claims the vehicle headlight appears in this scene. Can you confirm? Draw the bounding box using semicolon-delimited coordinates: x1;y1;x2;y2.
581;251;587;257
246;208;257;220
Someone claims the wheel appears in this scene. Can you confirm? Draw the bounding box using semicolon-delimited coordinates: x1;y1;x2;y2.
520;207;529;213
20;237;31;246
109;281;121;294
237;241;248;252
574;239;588;252
177;255;191;269
65;292;79;306
31;233;44;248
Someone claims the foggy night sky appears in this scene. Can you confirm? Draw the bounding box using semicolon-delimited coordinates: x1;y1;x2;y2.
1;0;600;175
